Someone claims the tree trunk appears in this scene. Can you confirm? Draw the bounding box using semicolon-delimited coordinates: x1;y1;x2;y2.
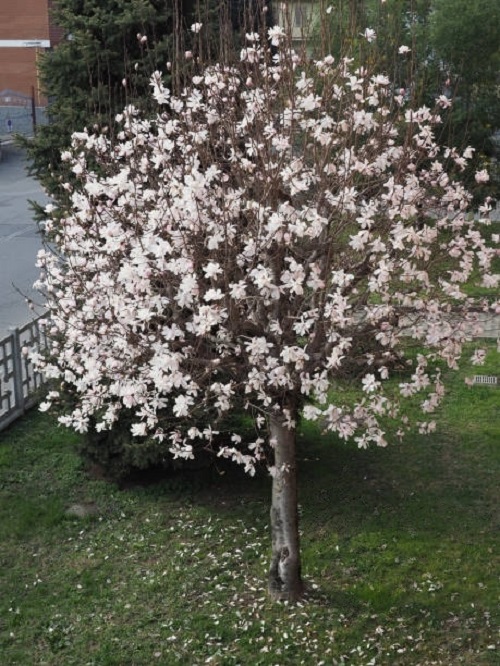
268;412;303;601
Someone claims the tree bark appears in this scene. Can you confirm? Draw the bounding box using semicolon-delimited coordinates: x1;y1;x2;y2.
268;412;303;601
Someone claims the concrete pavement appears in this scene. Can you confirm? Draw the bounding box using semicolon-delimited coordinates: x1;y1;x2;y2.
0;144;48;339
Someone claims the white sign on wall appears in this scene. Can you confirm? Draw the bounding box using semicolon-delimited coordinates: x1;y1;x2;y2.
0;40;51;48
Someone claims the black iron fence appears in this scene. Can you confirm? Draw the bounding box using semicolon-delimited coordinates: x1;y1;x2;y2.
0;315;48;433
0;88;48;138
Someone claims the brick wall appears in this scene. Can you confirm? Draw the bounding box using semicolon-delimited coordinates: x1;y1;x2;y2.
0;0;50;40
48;0;65;44
0;50;42;102
0;0;62;105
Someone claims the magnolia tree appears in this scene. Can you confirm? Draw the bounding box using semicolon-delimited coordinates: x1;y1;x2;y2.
33;24;498;600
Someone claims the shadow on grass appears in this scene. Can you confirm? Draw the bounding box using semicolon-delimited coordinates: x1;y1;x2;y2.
123;408;498;623
118;407;496;546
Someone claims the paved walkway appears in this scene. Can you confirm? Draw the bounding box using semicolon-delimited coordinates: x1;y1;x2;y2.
472;312;500;339
402;311;500;340
0;144;47;339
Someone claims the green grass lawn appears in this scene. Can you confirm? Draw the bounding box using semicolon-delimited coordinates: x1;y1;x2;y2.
0;346;498;665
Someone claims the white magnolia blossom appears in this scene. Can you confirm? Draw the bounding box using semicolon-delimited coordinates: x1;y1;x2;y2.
363;28;377;43
33;34;497;472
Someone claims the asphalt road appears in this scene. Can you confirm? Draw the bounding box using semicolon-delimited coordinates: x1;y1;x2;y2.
0;144;48;339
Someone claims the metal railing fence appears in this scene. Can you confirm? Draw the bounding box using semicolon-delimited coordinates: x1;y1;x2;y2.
0;315;48;433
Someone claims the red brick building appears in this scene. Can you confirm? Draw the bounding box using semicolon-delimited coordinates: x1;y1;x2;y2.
0;0;63;105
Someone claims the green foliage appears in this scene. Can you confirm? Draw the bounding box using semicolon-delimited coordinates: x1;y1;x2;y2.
74;404;257;482
429;0;500;87
21;0;186;206
324;0;500;200
42;362;256;480
79;411;212;482
324;1;431;75
20;0;246;213
429;0;500;191
79;411;178;481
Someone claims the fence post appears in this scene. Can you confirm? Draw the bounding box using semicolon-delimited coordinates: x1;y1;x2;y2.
1;314;48;432
11;327;25;415
31;85;37;134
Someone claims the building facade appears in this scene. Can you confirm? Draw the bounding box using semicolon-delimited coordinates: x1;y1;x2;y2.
0;0;63;106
